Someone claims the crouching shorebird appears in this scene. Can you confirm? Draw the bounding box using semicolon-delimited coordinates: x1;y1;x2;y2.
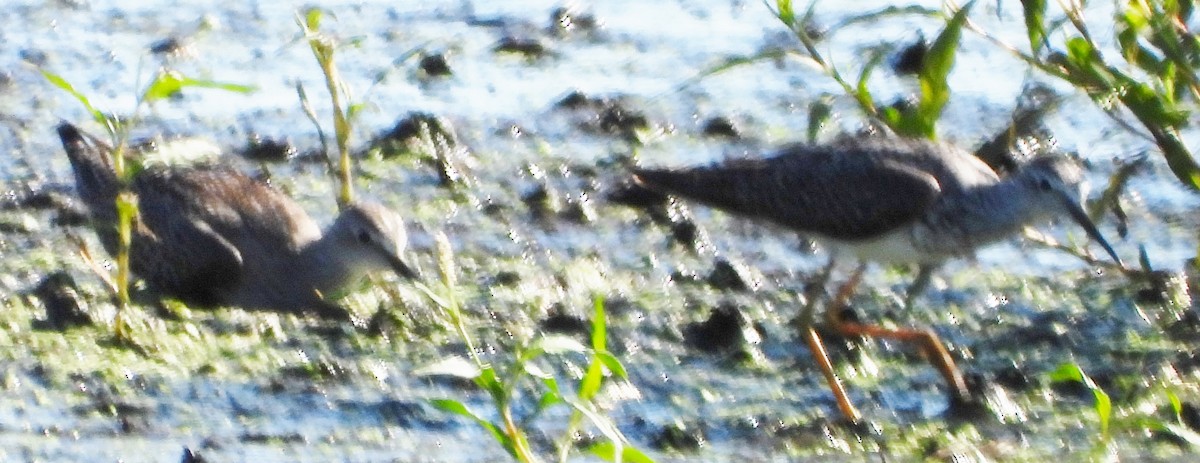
57;122;418;319
633;136;1123;422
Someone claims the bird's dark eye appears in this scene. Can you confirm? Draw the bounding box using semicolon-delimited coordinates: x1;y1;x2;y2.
1037;178;1053;191
357;230;371;244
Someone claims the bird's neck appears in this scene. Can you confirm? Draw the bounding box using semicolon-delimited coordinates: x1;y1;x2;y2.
949;178;1046;245
298;236;366;296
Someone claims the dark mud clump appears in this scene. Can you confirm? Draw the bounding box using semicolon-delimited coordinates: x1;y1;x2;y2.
30;271;94;331
418;53;452;77
701;116;741;139
651;420;705;452
554;91;650;141
373;113;470;186
683;303;759;354
493;36;551;59
549;6;601;37
706;257;751;292
891;34;927;75
240;134;297;162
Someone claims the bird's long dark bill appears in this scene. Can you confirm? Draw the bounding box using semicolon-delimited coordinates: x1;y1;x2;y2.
1060;193;1123;266
389;254;420;281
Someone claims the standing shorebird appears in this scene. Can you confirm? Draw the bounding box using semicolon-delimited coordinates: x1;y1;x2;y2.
57;122;418;319
633;136;1122;422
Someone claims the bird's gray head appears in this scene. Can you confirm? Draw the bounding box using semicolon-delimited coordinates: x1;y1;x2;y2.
1019;156;1122;265
328;202;419;281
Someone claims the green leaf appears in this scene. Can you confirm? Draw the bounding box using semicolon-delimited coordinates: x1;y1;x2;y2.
537;383;564;412
591;295;607;351
304;7;324;31
578;359;605;401
430;398;478;419
595;351;628;379
430;399;510;447
535;390;563;413
587;441;657;463
535;377;564;411
347;101;369;121
922;3;971;90
1020;0;1048;55
806;95;834;143
40;70;108;126
1114;72;1189;128
1065;37;1101;69
1146;126;1200;191
187;78;256;94
853;49;885;119
911;0;973;138
477;365;502;392
1050;363;1112;438
1168;390;1184;420
115;193;139;218
774;0;795;25
141;71;255;103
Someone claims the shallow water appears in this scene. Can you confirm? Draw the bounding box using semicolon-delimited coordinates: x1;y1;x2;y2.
2;0;1198;461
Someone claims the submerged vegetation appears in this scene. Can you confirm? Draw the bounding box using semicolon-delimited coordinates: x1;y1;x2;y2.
3;0;1199;461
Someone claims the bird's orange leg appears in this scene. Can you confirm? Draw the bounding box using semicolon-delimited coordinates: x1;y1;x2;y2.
802;326;862;423
795;258;861;423
825;265;970;399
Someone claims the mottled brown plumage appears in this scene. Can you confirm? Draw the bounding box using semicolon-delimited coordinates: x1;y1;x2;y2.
57;123;416;318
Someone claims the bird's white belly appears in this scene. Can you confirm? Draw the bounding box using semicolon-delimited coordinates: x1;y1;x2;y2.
820;228;946;265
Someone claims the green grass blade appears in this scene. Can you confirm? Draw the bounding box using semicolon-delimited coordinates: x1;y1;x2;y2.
1146;127;1200;190
922;2;971;94
588;441;657;463
430;399;512;450
304;6;324;31
578;360;604;401
1168;390;1183;420
772;0;795;25
535;377;564;412
672;48;791;95
477;366;502;393
594;351;628;380
853;50;885;119
40;70;107;126
177;77;256;94
1020;0;1048;55
430;398;481;419
591;295;607;351
141;71;255;103
910;0;973;138
1050;363;1112;438
806;96;833;143
1113;72;1189;128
